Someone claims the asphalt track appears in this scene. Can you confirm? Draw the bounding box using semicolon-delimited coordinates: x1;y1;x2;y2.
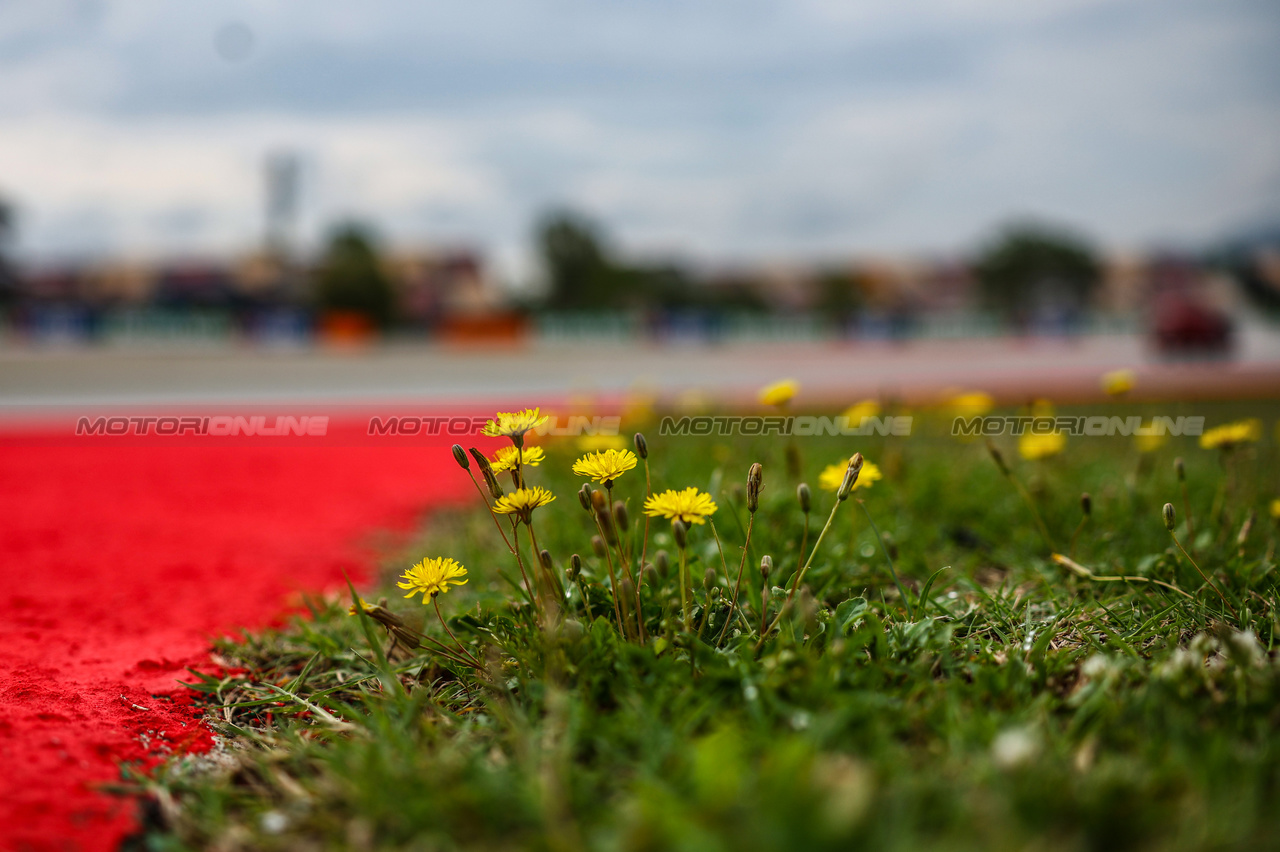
4;330;1280;410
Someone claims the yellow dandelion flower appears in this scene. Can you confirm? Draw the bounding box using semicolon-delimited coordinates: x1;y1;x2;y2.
1030;399;1055;418
482;407;550;442
490;445;545;473
572;448;638;485
492;486;557;521
758;379;799;407
576;433;629;452
948;391;994;417
643;487;718;525
1019;430;1066;460
818;458;882;492
1101;369;1136;397
1199;418;1261;450
1270;498;1280;521
397;557;469;602
1135;431;1168;453
842;399;881;423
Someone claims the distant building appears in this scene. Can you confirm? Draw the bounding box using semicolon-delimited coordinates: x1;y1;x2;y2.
383;249;498;327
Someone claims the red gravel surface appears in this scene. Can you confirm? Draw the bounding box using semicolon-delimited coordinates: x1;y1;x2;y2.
0;435;475;852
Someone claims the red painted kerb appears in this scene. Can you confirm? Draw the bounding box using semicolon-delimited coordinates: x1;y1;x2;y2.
0;427;479;851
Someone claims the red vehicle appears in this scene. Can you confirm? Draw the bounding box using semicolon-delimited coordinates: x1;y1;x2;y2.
1152;292;1233;354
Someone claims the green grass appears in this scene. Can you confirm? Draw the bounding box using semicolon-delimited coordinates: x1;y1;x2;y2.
129;401;1280;851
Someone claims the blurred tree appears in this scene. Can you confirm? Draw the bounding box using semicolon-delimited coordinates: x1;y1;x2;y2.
975;226;1100;319
314;224;394;328
0;197;18;307
535;209;768;313
537;211;626;309
814;268;863;323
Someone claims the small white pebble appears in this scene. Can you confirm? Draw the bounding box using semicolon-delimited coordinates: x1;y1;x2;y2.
260;811;289;834
992;728;1039;769
1081;654;1112;679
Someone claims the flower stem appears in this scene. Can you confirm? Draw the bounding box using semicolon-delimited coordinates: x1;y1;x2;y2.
1068;516;1087;559
433;596;484;668
716;512;755;647
1003;467;1055;550
762;494;844;642
592;510;629;639
1169;530;1235;617
856;498;913;621
678;545;690;633
1051;553;1193;600
634;461;653;642
466;470;517;556
527;521;565;613
509;519;541;617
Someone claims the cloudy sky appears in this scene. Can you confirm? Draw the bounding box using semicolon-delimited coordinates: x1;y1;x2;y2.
1;0;1277;282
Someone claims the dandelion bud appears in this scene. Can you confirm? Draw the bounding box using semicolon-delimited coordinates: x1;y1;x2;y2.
613;500;629;533
539;549;554;574
747;462;763;513
1174;457;1185;482
704;567;717;591
672;519;688;550
799;585;817;634
642;563;658;587
837;453;864;501
987;441;1009;476
1163;502;1176;531
633;432;648;459
797;483;811;514
620;578;635;605
786;443;801;480
569;553;582;580
709;586;721;602
1080;492;1092;518
481;467;503;499
451;444;469;471
468;447;491;473
591;489;608;511
1237;509;1255;548
591;535;607;558
578;483;594;512
596;507;617;545
760;554;773;581
654;549;670;578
